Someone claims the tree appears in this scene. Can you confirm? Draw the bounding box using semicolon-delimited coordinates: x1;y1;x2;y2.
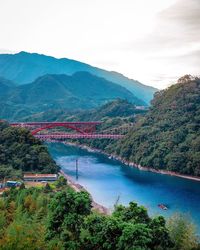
167;213;198;250
19;183;26;190
46;189;92;242
113;202;150;224
44;183;52;193
149;216;173;249
55;176;67;188
0;122;59;179
81;213;123;250
117;223;152;250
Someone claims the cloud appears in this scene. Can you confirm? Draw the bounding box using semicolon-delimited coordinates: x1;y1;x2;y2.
160;0;200;32
122;0;200;87
0;0;199;88
126;0;200;52
0;49;16;54
156;0;200;47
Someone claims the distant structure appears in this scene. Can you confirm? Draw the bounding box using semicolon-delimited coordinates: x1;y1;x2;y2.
23;174;58;182
6;181;21;187
135;106;149;110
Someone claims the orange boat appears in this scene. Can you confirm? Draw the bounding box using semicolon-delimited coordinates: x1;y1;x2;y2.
158;204;168;210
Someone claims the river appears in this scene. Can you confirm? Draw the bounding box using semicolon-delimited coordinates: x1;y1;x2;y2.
48;142;200;231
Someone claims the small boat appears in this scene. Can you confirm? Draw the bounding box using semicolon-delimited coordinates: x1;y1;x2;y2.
158;204;168;210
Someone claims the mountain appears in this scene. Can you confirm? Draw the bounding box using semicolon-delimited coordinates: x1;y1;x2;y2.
0;78;25;120
72;99;147;121
0;77;15;97
23;99;147;122
96;71;157;105
0;72;144;121
0;102;31;121
111;75;200;177
0;51;157;104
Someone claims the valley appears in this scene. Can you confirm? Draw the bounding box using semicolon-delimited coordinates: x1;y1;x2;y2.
48;142;200;232
1;0;200;248
1;52;200;249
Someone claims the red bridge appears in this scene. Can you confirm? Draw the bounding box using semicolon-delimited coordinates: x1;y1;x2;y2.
10;122;124;140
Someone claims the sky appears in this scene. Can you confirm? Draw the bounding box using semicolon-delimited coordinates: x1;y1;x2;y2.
0;0;199;89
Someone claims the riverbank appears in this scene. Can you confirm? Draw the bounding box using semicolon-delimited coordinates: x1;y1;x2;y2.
59;170;109;214
61;141;200;182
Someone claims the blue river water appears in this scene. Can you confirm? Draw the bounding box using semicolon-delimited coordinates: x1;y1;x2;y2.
48;143;200;231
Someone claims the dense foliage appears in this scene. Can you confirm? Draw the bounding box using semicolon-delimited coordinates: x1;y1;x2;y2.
23;99;145;122
167;213;199;250
0;121;58;180
21;75;200;178
111;76;200;176
21;99;146;152
0;183;177;250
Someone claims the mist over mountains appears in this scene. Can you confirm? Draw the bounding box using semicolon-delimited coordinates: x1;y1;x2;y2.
0;51;159;121
0;51;157;104
0;72;145;120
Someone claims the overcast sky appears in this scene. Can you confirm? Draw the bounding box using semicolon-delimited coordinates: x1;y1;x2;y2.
0;0;199;88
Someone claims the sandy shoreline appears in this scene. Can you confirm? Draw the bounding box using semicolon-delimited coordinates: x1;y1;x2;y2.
61;141;200;182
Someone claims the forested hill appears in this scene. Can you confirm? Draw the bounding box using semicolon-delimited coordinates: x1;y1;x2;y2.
112;75;200;176
24;99;147;122
0;77;15;97
0;51;157;104
0;72;145;121
0;121;59;180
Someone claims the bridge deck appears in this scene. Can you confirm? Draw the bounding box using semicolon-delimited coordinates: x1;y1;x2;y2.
36;133;124;139
11;121;102;126
10;121;124;140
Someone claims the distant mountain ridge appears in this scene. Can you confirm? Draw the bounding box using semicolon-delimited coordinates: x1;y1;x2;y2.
0;51;157;104
0;72;144;120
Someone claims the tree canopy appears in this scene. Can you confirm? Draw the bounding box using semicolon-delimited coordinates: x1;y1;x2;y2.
111;76;200;176
0;185;176;250
0;121;59;180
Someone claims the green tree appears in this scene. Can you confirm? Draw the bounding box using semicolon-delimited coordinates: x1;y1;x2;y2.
81;213;123;250
55;176;67;188
46;189;92;242
117;223;152;250
149;216;173;250
44;183;52;193
167;213;198;250
113;202;150;224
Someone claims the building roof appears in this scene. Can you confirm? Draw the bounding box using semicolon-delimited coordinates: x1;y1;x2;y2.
7;181;20;183
24;174;57;178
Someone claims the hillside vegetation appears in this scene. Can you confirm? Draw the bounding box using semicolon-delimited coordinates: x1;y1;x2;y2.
0;77;15;96
0;73;145;121
23;99;147;151
0;182;175;250
1;179;199;250
111;75;200;176
0;51;157;103
0;121;58;180
21;74;200;178
23;99;146;121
